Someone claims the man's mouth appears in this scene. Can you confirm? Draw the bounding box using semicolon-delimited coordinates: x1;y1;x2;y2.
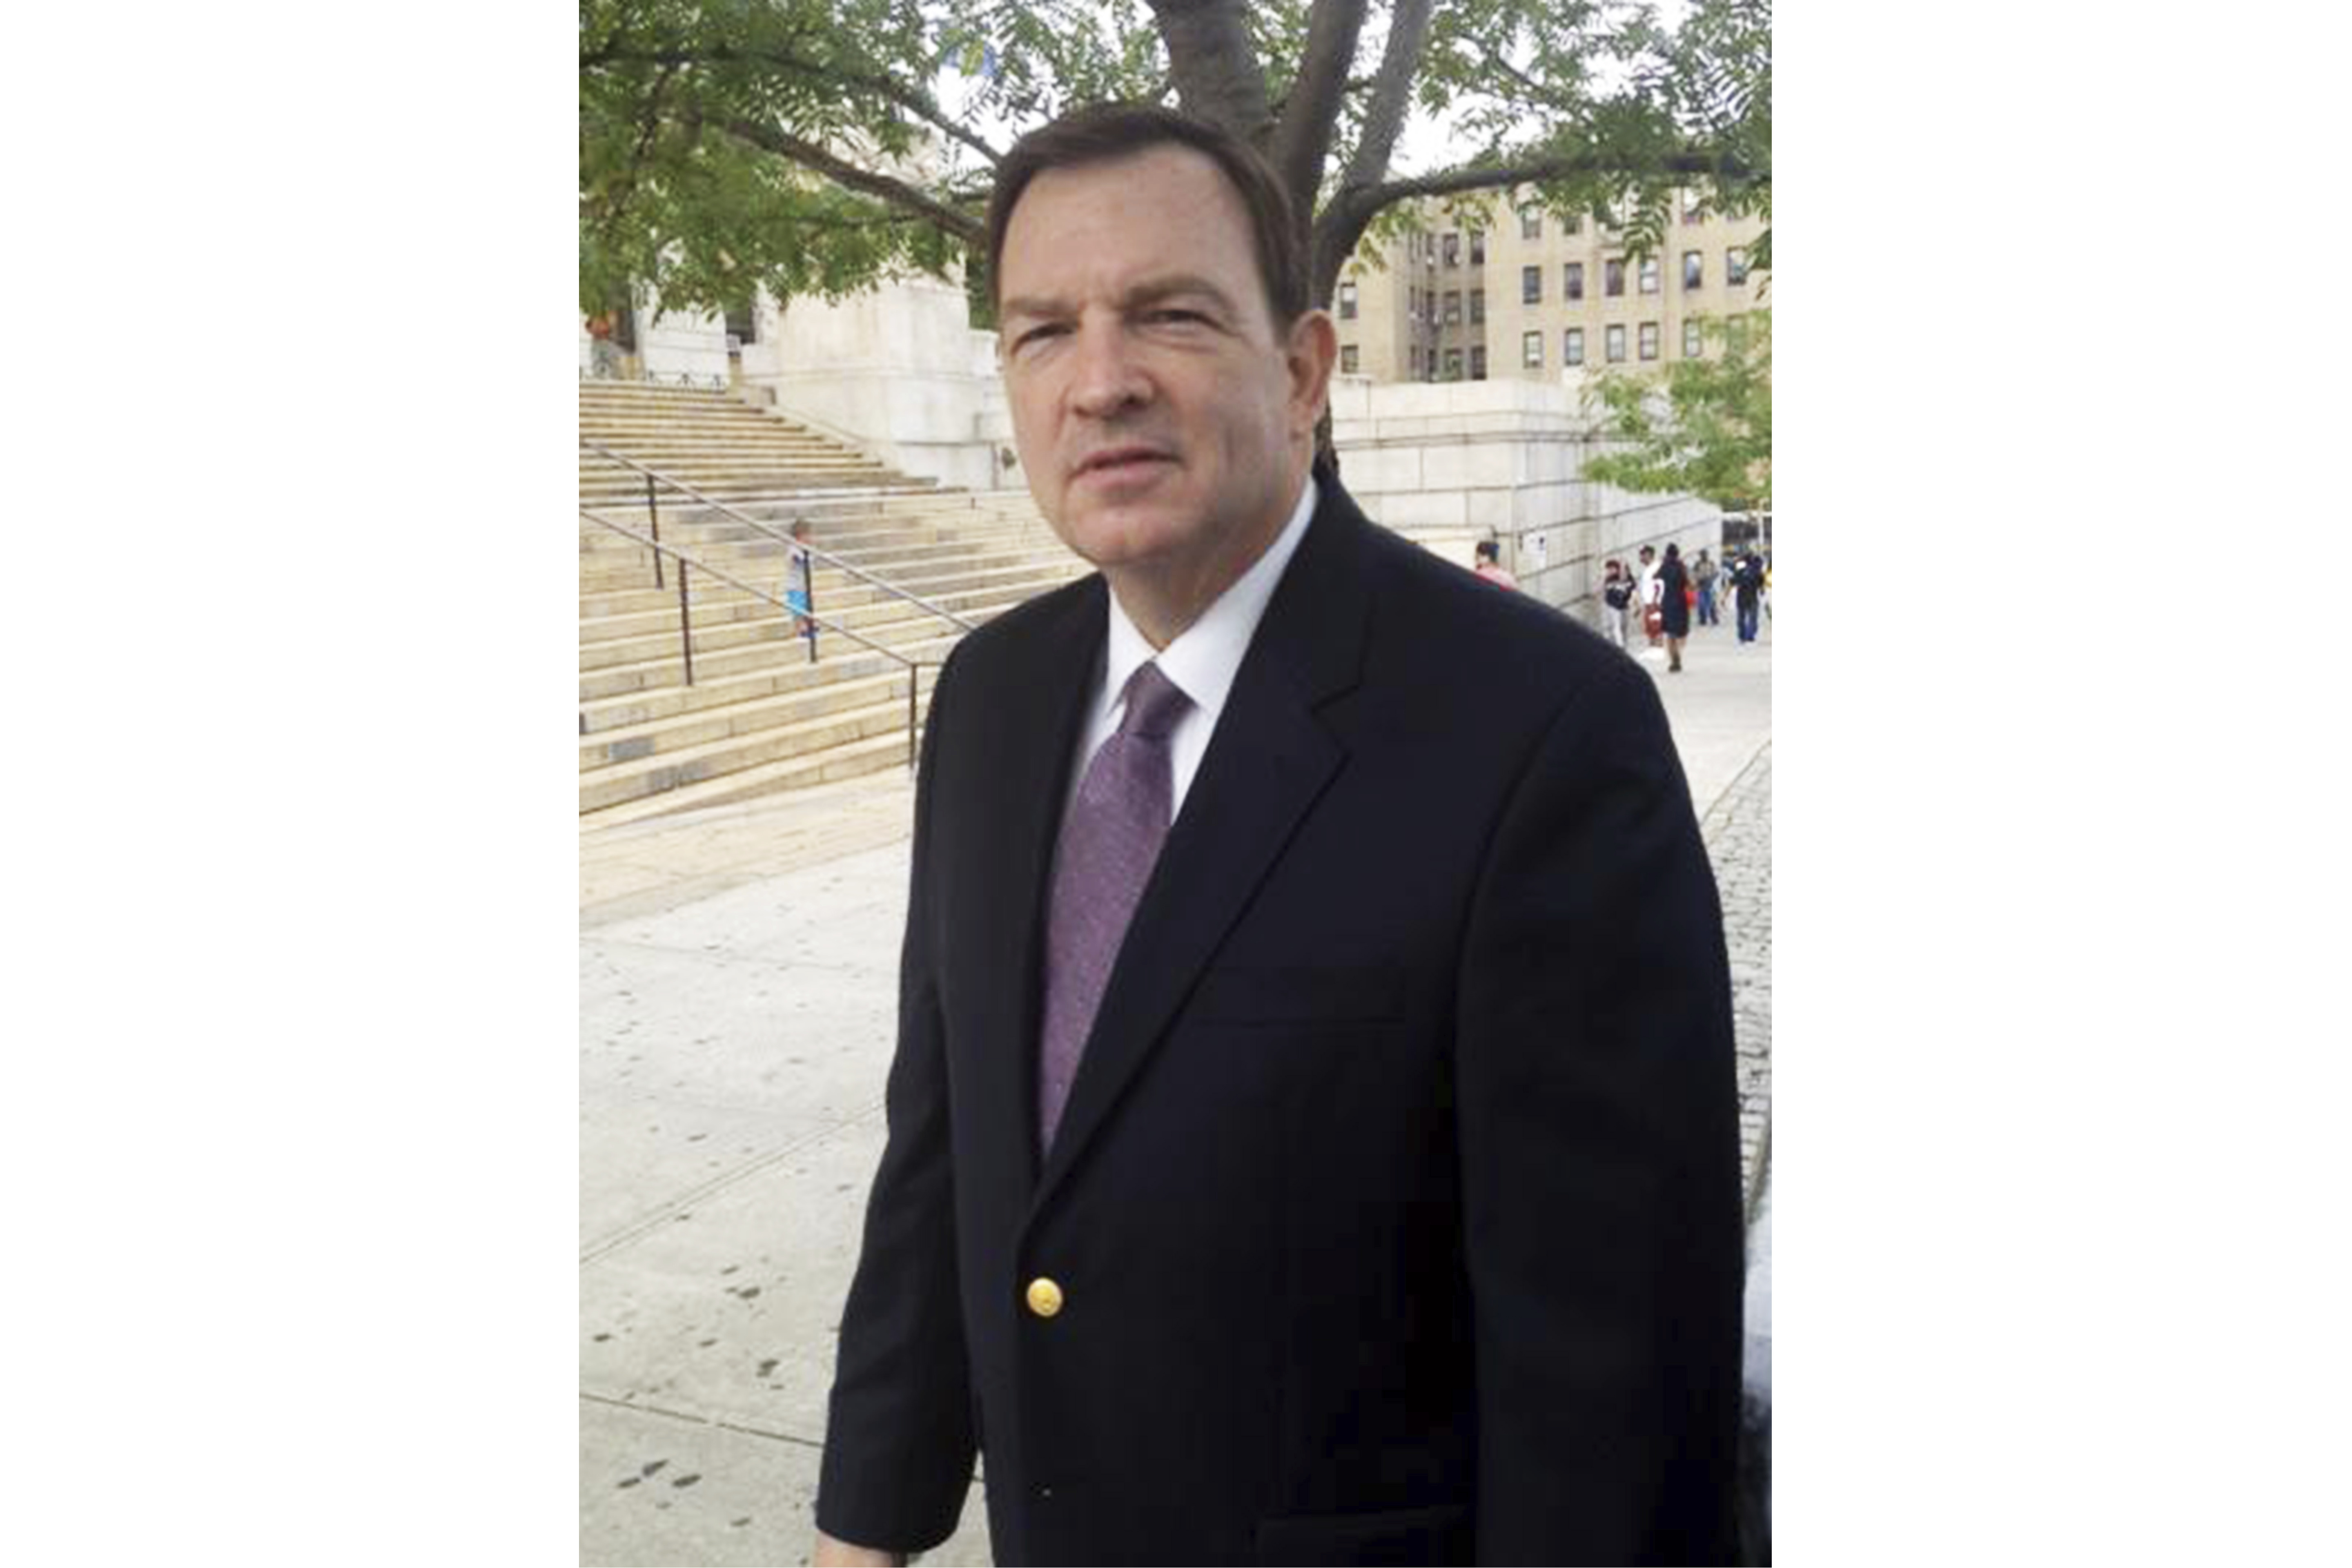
1073;445;1174;482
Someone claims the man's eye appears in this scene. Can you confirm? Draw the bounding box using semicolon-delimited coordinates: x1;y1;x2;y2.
1144;308;1208;327
1011;323;1069;353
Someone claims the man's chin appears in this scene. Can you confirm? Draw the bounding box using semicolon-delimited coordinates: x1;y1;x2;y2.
1051;506;1190;571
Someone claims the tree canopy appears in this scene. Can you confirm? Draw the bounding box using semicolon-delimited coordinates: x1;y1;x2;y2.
1579;308;1770;511
579;0;1770;322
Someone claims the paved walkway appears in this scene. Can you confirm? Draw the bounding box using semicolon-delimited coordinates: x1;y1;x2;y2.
579;612;1771;1566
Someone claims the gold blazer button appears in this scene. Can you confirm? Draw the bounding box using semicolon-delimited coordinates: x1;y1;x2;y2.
1025;1277;1065;1319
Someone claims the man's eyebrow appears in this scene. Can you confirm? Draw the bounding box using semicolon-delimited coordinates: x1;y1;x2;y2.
999;274;1242;323
1120;274;1240;314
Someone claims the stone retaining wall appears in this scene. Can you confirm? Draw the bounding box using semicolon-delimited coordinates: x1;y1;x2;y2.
1330;375;1722;626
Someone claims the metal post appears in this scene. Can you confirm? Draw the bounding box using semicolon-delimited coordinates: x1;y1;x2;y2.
677;557;695;686
647;475;664;589
803;559;819;663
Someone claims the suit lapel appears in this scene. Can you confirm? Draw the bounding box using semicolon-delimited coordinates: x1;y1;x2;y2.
1033;482;1374;1208
956;578;1105;1200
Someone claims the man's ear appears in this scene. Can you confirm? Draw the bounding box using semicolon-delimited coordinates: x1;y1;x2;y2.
1284;308;1339;433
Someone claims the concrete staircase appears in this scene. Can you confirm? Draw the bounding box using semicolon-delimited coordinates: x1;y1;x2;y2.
580;379;913;501
579;381;1084;827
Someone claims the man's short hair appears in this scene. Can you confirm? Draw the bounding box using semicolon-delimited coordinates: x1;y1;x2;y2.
985;102;1308;330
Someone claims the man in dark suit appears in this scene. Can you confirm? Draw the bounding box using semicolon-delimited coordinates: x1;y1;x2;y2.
814;103;1741;1566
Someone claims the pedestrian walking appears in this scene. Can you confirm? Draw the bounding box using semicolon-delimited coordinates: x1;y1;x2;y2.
1659;542;1692;673
1638;543;1664;647
1599;558;1634;648
1694;548;1720;626
1731;548;1764;644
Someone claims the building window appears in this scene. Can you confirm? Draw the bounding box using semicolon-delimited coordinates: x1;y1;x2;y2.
1444;347;1464;380
1341;344;1360;373
1727;247;1750;285
1442;232;1460;267
1606;323;1626;363
1605;258;1626;297
1682;250;1703;290
1521;265;1541;304
1639;321;1659;360
1338;280;1358;319
1444;290;1462;326
1565;327;1584;366
1468;229;1486;264
1726;313;1750;351
1409;345;1421;376
1564;212;1582;236
1639;256;1659;294
1469;288;1485;325
1523;330;1544;368
1470;345;1487;380
1520;207;1542;239
1682;188;1706;223
1683;319;1702;359
1564;262;1584;301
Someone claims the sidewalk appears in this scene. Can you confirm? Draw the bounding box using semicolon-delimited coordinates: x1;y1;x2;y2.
579;610;1772;1566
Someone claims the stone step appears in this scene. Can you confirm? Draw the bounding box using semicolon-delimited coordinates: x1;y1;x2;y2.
578;427;881;448
578;526;1069;585
577;492;978;534
580;551;1078;628
579;643;914;734
575;526;1058;588
577;569;1058;673
580;469;901;495
577;722;927;829
576;544;1069;613
579;686;938;813
577;613;973;702
577;503;1041;546
580;666;916;770
578;446;881;467
577;449;872;469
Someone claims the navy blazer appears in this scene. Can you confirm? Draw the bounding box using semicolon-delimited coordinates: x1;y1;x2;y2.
817;476;1742;1565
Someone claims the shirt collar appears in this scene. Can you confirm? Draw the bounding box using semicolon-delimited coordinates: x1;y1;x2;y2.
1098;472;1319;726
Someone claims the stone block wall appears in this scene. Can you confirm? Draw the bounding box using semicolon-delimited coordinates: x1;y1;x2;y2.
742;276;1016;492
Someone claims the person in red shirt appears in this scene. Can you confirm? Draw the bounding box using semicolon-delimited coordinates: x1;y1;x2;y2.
1472;538;1519;590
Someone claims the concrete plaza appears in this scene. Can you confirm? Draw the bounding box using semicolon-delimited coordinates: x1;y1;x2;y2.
580;608;1773;1566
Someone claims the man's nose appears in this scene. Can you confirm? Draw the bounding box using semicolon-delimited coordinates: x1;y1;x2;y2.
1066;322;1150;419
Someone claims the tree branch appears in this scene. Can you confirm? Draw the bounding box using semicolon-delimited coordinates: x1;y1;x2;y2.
716;117;985;246
587;45;1004;167
1147;0;1274;145
1336;0;1434;195
1309;146;1765;305
587;63;681;258
1270;0;1368;201
1392;148;1765;204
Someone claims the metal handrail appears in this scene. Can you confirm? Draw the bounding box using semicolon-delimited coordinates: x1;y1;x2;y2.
579;438;981;636
579;508;940;768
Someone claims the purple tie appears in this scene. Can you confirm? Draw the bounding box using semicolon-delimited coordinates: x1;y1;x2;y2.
1037;661;1193;1154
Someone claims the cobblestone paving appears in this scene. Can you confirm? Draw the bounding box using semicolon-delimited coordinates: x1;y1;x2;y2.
1698;743;1772;1209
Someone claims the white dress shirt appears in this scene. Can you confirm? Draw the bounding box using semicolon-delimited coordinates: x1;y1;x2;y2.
1064;474;1319;824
